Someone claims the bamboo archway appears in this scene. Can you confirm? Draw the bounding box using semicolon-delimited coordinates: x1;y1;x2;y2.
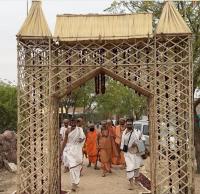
17;1;194;193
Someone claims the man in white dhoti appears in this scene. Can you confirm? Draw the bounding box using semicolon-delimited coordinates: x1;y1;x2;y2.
60;119;70;172
61;118;85;191
121;118;144;190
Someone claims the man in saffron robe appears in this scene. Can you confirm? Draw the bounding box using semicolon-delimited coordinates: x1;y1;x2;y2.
85;123;99;169
114;118;126;168
106;119;120;166
98;122;112;177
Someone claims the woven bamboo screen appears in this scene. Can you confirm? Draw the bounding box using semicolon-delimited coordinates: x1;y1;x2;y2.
17;1;194;194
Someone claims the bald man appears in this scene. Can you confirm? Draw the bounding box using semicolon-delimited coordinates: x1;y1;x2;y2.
106;119;119;167
85;123;99;169
61;118;85;191
98;121;112;176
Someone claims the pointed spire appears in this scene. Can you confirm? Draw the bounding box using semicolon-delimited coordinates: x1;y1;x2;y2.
156;1;191;34
17;0;51;37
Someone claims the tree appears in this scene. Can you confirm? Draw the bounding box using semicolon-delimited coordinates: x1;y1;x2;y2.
59;78;147;122
96;79;147;120
60;80;97;119
105;0;200;172
74;80;96;115
0;81;17;133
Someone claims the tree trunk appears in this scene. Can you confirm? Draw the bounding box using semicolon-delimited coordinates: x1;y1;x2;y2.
83;105;86;114
72;106;76;117
65;106;69;115
60;106;64;122
194;121;200;173
135;112;140;120
194;99;200;173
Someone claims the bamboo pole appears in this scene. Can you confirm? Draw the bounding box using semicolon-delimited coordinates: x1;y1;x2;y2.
188;35;195;194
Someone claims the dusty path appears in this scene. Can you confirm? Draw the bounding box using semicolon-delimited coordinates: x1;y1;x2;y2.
0;169;17;194
1;158;200;194
61;162;148;194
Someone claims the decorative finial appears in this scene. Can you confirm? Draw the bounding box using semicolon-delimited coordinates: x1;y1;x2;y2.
27;0;28;16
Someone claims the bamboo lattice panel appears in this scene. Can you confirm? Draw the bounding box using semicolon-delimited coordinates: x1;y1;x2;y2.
17;35;193;194
154;35;193;194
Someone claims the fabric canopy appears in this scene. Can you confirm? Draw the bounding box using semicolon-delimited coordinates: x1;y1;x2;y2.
54;14;153;41
17;0;51;37
156;1;191;34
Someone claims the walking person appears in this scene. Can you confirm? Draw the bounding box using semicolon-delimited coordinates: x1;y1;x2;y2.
77;117;86;176
107;119;119;167
98;121;112;177
85;123;99;169
121;118;144;190
60;119;70;173
60;119;70;140
60;118;85;191
114;118;126;169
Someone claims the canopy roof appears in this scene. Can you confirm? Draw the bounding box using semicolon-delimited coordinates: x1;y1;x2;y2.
17;0;191;40
17;0;51;37
156;1;191;34
54;13;152;41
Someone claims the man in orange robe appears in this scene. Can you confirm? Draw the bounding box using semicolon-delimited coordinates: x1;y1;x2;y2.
86;123;99;169
98;121;112;177
114;118;126;169
106;119;120;166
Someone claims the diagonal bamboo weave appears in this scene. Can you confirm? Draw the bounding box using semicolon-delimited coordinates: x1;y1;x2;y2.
17;34;193;194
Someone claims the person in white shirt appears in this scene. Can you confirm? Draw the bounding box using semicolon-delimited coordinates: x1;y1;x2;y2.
121;118;144;190
60;119;70;140
61;118;85;191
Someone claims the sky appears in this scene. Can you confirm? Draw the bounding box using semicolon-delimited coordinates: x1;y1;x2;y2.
0;0;114;84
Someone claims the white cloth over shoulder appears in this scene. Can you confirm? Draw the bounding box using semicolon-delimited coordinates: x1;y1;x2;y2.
64;127;85;168
120;128;142;150
121;129;143;179
63;127;85;185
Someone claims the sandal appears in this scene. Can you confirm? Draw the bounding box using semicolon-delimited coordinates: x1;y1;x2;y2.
94;166;100;170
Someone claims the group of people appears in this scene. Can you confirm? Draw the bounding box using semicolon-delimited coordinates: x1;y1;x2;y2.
60;117;146;191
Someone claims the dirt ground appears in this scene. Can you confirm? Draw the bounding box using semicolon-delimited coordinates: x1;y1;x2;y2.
61;162;148;194
1;159;200;194
0;168;17;194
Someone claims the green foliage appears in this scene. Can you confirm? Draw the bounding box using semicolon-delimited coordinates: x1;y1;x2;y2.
95;79;147;119
104;0;162;28
0;81;17;133
61;79;147;121
60;80;96;117
74;80;96;113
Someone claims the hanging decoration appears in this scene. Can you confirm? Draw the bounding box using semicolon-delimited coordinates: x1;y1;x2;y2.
100;73;106;94
95;75;100;95
95;73;106;95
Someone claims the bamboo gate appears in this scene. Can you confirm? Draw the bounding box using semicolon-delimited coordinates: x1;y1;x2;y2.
17;1;194;193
